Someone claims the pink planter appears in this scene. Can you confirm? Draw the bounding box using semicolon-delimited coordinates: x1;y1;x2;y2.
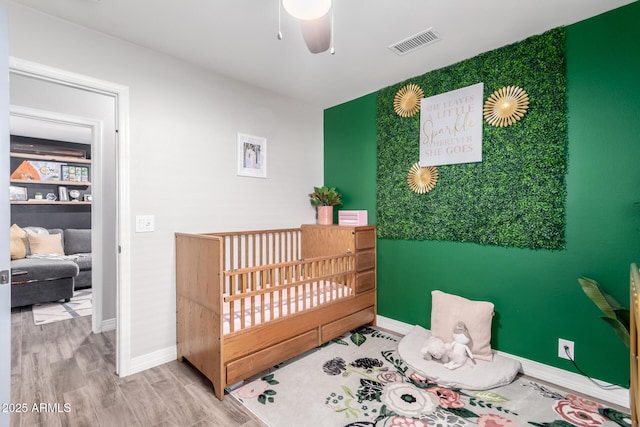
317;206;334;225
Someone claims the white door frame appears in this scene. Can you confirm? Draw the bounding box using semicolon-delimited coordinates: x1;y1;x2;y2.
10;105;105;333
9;57;132;376
1;8;11;427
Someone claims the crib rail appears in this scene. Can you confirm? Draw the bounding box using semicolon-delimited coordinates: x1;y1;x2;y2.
223;253;356;333
207;228;301;271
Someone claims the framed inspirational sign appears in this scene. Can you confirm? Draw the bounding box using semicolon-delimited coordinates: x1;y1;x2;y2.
420;82;484;167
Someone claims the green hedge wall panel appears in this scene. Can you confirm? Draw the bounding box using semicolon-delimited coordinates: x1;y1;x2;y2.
377;29;567;249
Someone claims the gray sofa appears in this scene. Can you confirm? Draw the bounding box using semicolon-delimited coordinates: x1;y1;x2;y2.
11;228;92;308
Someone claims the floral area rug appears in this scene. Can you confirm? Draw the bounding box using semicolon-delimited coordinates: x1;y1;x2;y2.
230;327;630;427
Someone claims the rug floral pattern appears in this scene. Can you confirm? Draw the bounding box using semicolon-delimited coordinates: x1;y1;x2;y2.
232;327;630;427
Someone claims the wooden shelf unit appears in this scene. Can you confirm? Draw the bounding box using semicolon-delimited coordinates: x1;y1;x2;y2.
10;178;91;187
10;148;92;207
10;152;91;164
10;200;91;205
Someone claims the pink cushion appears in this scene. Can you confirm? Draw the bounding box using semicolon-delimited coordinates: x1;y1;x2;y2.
430;290;495;361
28;232;64;255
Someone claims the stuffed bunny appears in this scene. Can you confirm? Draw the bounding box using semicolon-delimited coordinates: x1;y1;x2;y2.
443;321;475;370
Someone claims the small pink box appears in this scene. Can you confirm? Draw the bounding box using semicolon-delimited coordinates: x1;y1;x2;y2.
338;210;368;226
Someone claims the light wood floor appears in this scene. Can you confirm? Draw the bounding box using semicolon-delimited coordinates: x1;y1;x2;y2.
10;306;266;427
11;307;629;426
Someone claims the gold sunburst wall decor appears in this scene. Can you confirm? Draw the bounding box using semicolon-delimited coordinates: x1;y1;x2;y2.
394;84;424;118
407;162;438;194
483;86;530;127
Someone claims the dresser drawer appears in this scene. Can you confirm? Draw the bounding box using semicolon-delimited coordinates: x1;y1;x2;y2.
356;270;375;293
321;307;376;342
355;230;375;250
355;250;375;272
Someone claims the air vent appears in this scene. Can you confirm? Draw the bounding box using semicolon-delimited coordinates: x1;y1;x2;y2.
389;28;441;55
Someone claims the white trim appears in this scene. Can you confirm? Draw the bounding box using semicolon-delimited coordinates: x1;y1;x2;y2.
9;58;132;377
9;106;105;334
377;315;630;409
128;345;177;376
495;349;629;408
377;315;416;336
115;82;132;377
101;317;116;332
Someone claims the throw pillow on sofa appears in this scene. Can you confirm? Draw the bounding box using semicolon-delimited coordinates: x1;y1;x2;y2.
10;224;27;260
27;232;65;255
22;226;49;255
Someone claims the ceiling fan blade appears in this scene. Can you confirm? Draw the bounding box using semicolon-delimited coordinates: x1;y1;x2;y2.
299;12;331;54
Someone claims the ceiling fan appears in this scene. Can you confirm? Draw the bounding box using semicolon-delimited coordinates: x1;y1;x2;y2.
280;0;335;54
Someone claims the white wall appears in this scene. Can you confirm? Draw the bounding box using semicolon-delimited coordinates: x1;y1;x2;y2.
1;2;324;359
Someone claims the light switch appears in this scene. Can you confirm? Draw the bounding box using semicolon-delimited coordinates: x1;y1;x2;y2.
136;215;155;232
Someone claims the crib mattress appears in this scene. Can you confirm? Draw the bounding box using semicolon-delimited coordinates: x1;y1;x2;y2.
223;281;351;334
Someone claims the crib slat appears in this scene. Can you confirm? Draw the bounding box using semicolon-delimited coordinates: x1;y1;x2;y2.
240;274;246;330
269;268;275;321
229;275;236;333
293;264;297;313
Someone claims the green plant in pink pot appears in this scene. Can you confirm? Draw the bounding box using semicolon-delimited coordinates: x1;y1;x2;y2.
309;186;342;225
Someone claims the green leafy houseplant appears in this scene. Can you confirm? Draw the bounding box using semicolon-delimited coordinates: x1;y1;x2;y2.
578;276;630;348
309;186;342;207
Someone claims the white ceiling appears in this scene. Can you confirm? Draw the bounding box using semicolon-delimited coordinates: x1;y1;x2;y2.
10;0;636;108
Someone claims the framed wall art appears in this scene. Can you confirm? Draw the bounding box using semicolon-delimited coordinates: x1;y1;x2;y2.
9;186;27;201
58;186;68;202
237;133;267;178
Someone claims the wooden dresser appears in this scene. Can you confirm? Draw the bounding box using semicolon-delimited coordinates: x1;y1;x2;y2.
300;224;376;295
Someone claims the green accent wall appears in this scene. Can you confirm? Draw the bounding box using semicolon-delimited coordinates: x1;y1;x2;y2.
324;2;640;386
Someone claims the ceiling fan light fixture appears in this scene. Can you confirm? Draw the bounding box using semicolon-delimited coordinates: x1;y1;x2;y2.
300;12;332;53
282;0;332;20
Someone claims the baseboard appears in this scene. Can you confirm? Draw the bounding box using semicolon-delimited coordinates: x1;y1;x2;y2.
101;317;116;332
377;315;416;336
127;345;177;376
376;315;630;409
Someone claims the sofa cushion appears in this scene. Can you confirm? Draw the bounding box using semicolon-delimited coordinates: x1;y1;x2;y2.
10;224;27;260
64;229;91;255
11;258;79;282
27;233;65;255
11;277;74;308
73;254;92;271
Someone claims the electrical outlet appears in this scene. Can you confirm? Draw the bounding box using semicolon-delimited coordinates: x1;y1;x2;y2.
558;338;574;360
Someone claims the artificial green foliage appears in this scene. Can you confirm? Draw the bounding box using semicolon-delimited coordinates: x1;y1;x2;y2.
309;186;343;206
376;28;567;249
578;277;630;348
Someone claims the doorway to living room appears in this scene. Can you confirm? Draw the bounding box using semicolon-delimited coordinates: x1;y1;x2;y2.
9;106;102;329
8;58;131;376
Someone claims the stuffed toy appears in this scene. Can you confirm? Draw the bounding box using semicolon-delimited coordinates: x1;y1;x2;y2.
420;336;450;363
443;321;475;370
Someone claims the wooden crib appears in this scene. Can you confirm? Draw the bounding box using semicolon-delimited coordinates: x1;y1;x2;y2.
630;263;639;425
175;224;377;399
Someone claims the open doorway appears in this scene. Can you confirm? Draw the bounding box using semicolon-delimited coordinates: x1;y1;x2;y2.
9;58;131;375
9;106;104;332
